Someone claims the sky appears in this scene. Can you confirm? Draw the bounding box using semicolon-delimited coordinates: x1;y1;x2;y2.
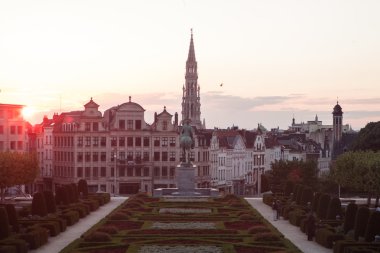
0;0;379;130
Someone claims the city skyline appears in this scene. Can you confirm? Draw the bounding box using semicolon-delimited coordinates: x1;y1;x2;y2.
1;0;379;130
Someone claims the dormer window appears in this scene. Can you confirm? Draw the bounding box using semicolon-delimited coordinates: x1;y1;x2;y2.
163;121;168;130
85;122;91;131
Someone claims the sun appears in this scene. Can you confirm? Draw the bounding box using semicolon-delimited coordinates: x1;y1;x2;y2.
22;107;35;119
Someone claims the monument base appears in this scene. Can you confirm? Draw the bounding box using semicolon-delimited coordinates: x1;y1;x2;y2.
153;162;219;197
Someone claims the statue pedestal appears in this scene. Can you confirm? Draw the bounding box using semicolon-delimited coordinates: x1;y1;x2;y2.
153;162;219;197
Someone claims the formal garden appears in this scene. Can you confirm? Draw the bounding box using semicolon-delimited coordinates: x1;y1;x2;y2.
0;179;110;253
59;193;301;253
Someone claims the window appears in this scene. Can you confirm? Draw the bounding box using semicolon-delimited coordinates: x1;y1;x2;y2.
135;151;141;162
190;152;195;161
120;151;125;160
100;137;106;147
85;122;91;131
170;137;176;147
17;141;23;150
143;137;150;147
143;152;149;161
17;126;23;134
77;167;83;177
135;137;141;146
85;167;91;178
163;121;168;130
111;151;116;161
99;152;106;162
170;152;176;161
127;137;133;147
162;137;168;147
100;167;106;177
143;167;149;176
119;167;125;177
10;141;16;150
154;152;160;161
154;167;160;177
93;167;98;177
111;137;117;147
162;166;168;177
77;152;83;162
85;137;91;146
127;120;133;130
77;137;83;147
93;152;98;162
162;152;168;161
127;167;133;177
170;167;175;177
154;137;160;147
127;152;133;161
93;137;99;147
85;152;91;162
0;126;3;134
119;137;125;147
135;120;141;130
119;120;125;130
10;126;16;134
135;167;141;176
93;122;98;131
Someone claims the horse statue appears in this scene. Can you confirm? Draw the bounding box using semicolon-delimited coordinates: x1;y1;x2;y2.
179;119;194;164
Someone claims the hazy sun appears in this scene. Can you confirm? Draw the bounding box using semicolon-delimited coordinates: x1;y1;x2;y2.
22;107;35;119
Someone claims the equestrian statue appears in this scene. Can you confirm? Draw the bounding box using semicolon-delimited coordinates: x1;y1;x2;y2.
179;119;194;164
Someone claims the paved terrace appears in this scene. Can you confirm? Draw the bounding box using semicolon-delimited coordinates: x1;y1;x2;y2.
30;197;332;253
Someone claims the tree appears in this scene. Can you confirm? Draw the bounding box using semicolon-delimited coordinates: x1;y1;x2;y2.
331;151;380;205
0;151;39;202
350;121;380;152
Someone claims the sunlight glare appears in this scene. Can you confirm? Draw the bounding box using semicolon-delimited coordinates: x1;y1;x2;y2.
22;107;35;119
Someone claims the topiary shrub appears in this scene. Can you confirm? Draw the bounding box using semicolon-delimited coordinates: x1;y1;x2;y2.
326;197;342;220
239;214;255;220
312;192;322;212
70;183;79;202
354;206;370;240
343;203;358;234
109;212;129;220
83;231;111;242
55;186;70;205
78;179;88;198
300;187;313;206
295;185;304;205
43;190;57;214
2;204;19;232
364;211;380;242
65;185;75;204
317;193;331;219
291;184;299;201
31;192;48;217
0;206;10;240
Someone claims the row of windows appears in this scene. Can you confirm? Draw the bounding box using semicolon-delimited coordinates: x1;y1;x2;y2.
0;141;24;151
0;109;21;119
0;125;23;135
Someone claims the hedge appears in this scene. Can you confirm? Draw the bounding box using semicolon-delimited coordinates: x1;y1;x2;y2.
31;192;48;217
343;203;358;234
353;206;370;240
326;197;342;220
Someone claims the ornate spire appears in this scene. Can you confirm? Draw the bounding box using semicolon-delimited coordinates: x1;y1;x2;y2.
187;28;196;62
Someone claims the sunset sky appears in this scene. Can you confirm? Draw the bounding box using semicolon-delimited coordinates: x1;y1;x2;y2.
0;0;379;130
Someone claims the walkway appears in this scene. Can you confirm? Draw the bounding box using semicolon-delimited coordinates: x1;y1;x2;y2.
30;197;127;253
246;198;332;253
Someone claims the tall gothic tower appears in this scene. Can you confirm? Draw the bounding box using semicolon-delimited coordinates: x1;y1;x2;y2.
181;30;204;129
332;101;343;143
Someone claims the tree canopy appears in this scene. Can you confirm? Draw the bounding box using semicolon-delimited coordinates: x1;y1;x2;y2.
0;151;39;202
350;121;380;151
331;151;380;202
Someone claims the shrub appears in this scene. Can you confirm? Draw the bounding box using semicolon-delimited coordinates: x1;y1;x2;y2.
78;179;88;198
300;187;313;206
83;231;111;242
326;197;342;220
315;227;345;248
284;180;294;196
253;232;281;241
43;190;57;213
65;185;75;204
312;192;322;212
295;185;304;205
317;194;331;219
0;206;10;240
0;238;28;253
97;225;118;234
248;225;270;234
1;204;19;232
70;183;79;202
31;192;48;217
55;186;70;205
109;212;129;220
343;203;358;234
364;211;380;242
354;206;370;240
239;214;255;220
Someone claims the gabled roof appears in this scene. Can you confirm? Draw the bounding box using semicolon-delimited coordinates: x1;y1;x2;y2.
84;98;99;108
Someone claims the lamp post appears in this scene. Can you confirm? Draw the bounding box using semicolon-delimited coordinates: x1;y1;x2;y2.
114;151;117;196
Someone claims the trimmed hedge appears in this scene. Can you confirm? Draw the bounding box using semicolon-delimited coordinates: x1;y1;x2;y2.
353;206;370;240
43;190;57;214
0;207;10;240
284;180;294;197
343;203;358;234
315;227;345;248
326;197;342;220
312;192;322;212
78;179;89;198
31;192;48;217
0;204;19;233
364;210;380;242
56;186;70;205
317;194;331;219
300;187;313;206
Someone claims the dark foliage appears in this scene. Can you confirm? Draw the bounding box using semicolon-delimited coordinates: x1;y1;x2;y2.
31;192;48;217
0;206;10;239
350;121;380;151
364;211;380;242
343;203;358;234
317;194;331;219
55;186;70;205
78;179;88;198
43;190;57;213
354;206;370;240
326;197;342;220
